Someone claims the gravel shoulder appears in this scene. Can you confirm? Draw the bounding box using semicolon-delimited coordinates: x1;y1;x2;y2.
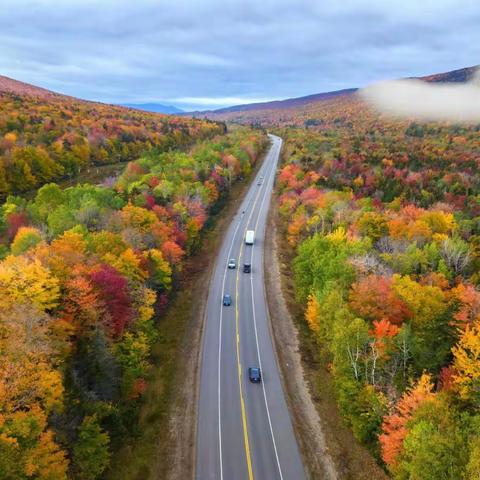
264;195;338;480
264;192;389;480
164;149;267;480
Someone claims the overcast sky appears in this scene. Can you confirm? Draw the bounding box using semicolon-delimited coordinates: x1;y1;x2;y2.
1;0;479;111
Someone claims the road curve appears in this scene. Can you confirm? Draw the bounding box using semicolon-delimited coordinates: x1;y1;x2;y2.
196;135;305;480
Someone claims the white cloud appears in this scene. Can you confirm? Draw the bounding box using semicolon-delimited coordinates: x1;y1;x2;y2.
0;0;479;106
361;69;480;123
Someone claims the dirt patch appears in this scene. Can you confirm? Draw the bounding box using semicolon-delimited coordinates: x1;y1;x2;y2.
264;196;389;480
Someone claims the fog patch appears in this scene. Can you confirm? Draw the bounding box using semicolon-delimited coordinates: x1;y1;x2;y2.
360;68;480;123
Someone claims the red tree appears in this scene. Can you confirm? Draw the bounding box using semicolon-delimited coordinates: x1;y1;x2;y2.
90;264;132;337
349;275;412;325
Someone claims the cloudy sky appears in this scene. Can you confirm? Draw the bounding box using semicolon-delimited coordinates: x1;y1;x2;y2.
1;0;479;110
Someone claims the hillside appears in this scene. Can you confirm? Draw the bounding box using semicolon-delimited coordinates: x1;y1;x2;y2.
0;74;63;99
270;64;480;479
193;65;478;125
194;87;357;116
0;75;224;198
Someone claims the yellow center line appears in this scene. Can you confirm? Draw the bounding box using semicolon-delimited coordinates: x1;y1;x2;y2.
235;237;254;480
233;145;275;480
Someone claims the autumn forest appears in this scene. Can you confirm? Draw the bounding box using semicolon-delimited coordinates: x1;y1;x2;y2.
1;65;480;480
274;93;480;478
0;79;267;479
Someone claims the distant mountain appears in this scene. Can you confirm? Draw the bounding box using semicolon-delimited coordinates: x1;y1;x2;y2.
187;88;356;118
192;65;478;124
417;65;478;84
121;103;184;114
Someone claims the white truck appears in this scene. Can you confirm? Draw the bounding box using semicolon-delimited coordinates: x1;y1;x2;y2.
245;230;255;245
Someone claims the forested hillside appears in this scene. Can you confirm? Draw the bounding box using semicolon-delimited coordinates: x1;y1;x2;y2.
275;94;480;478
0;126;267;478
0;75;223;198
198;65;478;126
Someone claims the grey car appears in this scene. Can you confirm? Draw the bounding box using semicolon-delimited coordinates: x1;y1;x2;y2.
248;367;261;383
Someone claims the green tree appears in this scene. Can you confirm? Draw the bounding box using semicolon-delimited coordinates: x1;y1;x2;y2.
73;415;111;480
396;400;469;480
293;230;367;304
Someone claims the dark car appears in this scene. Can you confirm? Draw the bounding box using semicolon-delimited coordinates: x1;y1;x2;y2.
248;367;261;383
223;294;232;306
243;263;251;273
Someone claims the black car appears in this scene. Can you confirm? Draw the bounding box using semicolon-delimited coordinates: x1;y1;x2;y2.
243;263;251;273
248;367;261;383
223;294;232;306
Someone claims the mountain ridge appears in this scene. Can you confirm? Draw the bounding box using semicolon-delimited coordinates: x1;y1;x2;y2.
189;65;478;119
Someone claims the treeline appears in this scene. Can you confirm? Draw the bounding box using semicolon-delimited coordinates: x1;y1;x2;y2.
0;90;224;197
0;129;267;479
277;126;480;479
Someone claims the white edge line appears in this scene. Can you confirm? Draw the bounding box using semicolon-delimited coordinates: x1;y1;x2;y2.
218;217;242;480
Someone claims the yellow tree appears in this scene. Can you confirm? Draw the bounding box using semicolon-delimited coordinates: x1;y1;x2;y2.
0;304;68;478
452;319;480;404
103;248;148;285
0;255;60;311
305;293;321;334
10;226;44;256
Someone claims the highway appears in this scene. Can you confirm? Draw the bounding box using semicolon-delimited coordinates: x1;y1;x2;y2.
196;134;306;480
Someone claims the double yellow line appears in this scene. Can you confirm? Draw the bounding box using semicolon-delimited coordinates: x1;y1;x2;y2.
233;148;275;480
235;237;254;480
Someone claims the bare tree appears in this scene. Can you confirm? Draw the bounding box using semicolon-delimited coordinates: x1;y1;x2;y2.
440;237;471;275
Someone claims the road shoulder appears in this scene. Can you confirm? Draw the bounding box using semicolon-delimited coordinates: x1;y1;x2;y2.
165;143;269;480
264;192;389;480
264;196;338;480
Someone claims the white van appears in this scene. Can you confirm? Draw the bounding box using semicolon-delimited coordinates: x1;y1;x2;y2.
245;230;255;245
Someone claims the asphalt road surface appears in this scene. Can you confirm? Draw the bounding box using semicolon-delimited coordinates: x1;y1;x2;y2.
196;135;306;480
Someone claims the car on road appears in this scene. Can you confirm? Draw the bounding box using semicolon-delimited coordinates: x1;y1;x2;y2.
223;294;232;306
257;179;262;185
243;263;251;273
245;230;254;245
248;367;262;383
228;258;236;269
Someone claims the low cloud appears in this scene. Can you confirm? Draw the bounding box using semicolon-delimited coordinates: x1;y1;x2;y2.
361;68;480;122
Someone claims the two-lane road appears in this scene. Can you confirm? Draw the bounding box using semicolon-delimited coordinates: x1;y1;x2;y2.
196;135;305;480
